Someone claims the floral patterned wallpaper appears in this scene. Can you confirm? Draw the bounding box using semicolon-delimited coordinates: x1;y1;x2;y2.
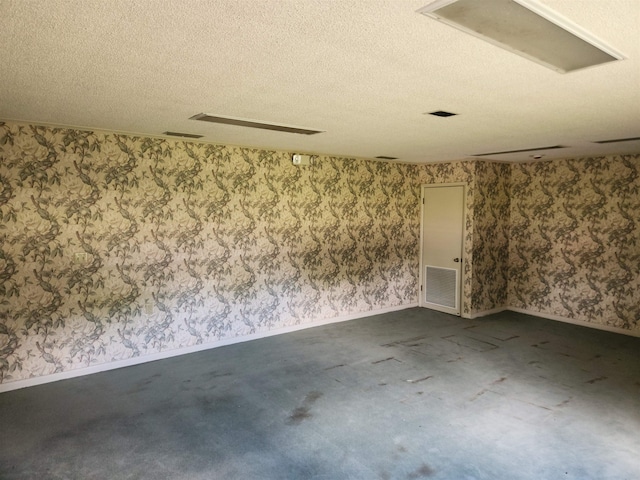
417;160;512;316
0;122;422;384
1;120;637;386
509;155;640;332
472;161;511;313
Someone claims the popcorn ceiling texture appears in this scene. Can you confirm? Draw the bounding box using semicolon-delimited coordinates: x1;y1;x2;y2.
0;121;638;386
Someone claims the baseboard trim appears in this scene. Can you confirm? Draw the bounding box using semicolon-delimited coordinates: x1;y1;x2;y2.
0;303;417;393
470;307;508;319
508;307;640;338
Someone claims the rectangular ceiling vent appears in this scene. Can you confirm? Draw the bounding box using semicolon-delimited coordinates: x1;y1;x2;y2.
427;110;457;117
163;131;204;139
593;137;640;144
417;0;625;73
472;145;565;157
190;113;324;135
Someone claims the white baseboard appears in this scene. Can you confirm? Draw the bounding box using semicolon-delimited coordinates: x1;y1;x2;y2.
470;307;508;319
508;307;640;338
0;303;418;393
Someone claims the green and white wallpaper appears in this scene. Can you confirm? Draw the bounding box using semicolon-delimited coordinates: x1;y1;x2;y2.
509;155;640;331
0;122;421;384
1;121;638;387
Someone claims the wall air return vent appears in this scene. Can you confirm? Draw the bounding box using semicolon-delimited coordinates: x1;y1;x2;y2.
425;266;457;309
190;113;324;135
417;0;625;73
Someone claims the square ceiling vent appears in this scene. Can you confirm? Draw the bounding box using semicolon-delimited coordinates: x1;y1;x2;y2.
417;0;625;73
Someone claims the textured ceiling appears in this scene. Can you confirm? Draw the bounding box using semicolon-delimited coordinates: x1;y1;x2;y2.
1;0;639;163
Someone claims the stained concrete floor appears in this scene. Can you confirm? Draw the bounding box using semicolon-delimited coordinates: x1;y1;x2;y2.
1;308;639;480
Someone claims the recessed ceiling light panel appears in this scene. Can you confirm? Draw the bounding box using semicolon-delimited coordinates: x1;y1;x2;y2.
417;0;625;73
190;113;324;135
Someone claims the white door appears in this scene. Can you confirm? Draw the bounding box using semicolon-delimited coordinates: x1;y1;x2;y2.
420;184;465;316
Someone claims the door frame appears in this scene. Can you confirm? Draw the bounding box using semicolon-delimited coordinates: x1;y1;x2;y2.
418;183;467;316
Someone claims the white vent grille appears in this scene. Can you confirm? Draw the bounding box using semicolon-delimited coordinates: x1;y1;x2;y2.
425;266;457;309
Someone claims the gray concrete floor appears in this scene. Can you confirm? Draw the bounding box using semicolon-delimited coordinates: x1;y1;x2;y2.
1;308;639;480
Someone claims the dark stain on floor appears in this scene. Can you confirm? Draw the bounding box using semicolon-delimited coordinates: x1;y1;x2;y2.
470;388;487;401
501;335;520;341
206;371;233;379
287;406;312;424
407;376;433;384
586;376;607;384
382;335;429;347
408;463;435;478
372;357;396;364
287;391;323;425
324;364;345;371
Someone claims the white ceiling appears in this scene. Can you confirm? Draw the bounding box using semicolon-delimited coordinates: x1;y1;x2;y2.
1;0;639;164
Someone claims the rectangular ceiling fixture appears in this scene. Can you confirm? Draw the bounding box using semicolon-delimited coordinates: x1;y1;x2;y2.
417;0;625;73
190;113;324;135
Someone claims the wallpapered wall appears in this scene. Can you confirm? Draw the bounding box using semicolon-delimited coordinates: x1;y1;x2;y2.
416;161;512;316
1;121;637;386
509;155;640;332
473;161;511;313
0;122;422;384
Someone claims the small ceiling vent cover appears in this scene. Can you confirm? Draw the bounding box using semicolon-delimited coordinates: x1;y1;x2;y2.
427;110;457;117
417;0;625;73
163;131;203;139
190;113;324;135
473;145;566;157
594;136;640;144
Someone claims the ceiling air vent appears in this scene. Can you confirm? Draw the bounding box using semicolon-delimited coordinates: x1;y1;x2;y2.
417;0;625;73
163;131;204;139
593;137;640;144
427;110;457;117
190;113;324;135
472;145;566;157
